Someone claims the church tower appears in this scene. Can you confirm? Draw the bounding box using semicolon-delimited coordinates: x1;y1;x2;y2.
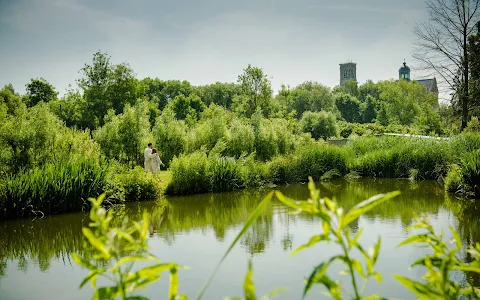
339;62;357;86
399;60;411;81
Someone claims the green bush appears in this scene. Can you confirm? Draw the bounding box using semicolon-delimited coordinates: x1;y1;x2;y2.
292;144;352;182
444;146;480;197
105;166;161;202
0;157;108;220
300;110;338;140
353;138;453;179
165;151;211;195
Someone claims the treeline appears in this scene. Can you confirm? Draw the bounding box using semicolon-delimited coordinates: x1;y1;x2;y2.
1;51;479;219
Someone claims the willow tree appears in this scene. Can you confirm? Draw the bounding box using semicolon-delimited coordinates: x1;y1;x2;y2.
413;0;480;129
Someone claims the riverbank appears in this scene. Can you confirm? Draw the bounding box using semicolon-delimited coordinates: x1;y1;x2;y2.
164;133;480;198
1;133;478;221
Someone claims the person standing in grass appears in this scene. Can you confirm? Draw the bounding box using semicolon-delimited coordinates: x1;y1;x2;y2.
144;143;153;172
150;148;164;174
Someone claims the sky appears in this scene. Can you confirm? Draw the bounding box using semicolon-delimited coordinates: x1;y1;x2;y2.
0;0;430;96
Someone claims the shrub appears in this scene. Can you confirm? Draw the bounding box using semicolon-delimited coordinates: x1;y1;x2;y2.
224;118;255;158
300;110;338;140
165;151;211;195
105;166;161;202
353;137;454;179
152;107;187;167
293;144;352;182
459;149;480;197
0;157;108;220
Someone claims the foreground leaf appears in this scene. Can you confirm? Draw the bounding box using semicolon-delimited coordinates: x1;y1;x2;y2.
342;191;400;228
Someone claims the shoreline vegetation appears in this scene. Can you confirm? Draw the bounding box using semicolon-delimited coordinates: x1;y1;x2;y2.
1;51;479;220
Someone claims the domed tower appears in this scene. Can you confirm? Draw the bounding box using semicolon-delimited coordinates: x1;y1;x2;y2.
399;60;410;81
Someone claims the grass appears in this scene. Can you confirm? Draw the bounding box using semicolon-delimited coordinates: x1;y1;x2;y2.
164;133;480;197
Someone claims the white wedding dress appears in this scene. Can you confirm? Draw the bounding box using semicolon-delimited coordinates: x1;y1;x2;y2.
151;153;162;174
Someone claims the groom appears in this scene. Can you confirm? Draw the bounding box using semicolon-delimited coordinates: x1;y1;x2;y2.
144;142;153;172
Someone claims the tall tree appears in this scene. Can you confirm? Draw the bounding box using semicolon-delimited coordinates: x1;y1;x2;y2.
236;64;273;117
413;0;480;129
25;77;58;106
468;29;480;115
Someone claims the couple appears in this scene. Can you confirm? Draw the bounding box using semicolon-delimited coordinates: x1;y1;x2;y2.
144;143;164;174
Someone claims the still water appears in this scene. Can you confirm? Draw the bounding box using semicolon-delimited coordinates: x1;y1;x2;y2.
0;179;479;300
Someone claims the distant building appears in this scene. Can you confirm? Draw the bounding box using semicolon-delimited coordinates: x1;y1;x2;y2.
339;62;357;86
398;61;439;96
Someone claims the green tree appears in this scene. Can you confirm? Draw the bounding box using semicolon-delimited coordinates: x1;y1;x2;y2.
285;81;336;118
358;80;380;102
235;64;273;117
94;100;152;165
0;85;24;115
335;93;362;123
77;51;139;129
414;102;444;135
300;111;338;140
196;82;240;108
468;32;480;116
167;94;206;121
361;95;377;123
152;107;187;167
377;80;438;125
25;77;58;107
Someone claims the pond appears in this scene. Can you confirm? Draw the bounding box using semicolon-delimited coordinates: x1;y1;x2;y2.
0;179;479;300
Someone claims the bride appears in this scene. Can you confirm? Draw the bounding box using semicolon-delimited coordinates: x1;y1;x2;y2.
150;148;164;174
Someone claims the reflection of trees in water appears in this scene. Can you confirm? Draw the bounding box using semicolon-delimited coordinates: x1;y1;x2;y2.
240;206;274;256
1;178;477;281
0;211;87;278
445;194;480;287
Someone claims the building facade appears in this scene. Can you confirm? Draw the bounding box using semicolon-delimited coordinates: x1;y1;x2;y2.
339;62;357;86
398;61;439;96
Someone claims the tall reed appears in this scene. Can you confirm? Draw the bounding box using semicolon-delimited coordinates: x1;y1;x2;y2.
0;157;108;220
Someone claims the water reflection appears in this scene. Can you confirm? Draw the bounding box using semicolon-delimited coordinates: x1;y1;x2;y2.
0;179;479;299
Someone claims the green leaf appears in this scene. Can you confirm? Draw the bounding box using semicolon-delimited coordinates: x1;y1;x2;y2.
342;191;400;228
126;297;149;300
303;262;330;298
133;263;174;279
111;256;152;272
79;270;102;289
92;286;119;300
397;234;430;248
243;260;257;300
372;237;381;265
450;226;462;250
291;234;329;257
351;259;366;278
393;275;443;300
82;227;111;259
350;228;364;246
115;229;135;244
275;191;323;216
72;252;96;270
373;272;382;283
169;265;179;300
264;287;288;298
196;192;274;300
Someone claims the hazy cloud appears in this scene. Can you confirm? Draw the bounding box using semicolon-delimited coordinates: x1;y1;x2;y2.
0;0;429;95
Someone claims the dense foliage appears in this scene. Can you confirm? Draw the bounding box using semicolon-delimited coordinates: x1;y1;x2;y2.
1;50;479;219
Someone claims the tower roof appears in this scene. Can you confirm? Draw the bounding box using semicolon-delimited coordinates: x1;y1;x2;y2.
399;60;410;73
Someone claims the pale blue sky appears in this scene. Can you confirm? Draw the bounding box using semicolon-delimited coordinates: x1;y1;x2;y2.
0;0;428;95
